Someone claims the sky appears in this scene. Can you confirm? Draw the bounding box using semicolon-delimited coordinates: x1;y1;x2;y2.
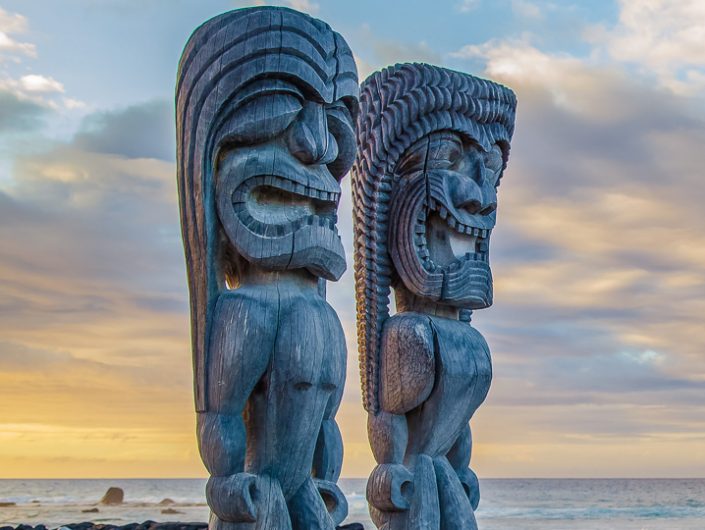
1;0;705;479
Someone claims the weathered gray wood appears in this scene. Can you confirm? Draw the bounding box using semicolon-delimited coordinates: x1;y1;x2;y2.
351;63;517;529
176;7;358;529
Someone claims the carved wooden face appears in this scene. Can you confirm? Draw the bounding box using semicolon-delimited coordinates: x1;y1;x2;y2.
215;79;356;281
389;130;505;308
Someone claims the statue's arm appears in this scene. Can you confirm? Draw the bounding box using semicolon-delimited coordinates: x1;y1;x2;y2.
379;313;436;414
367;314;436;512
198;294;274;523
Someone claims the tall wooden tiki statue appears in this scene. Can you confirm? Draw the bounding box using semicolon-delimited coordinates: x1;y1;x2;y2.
176;8;358;530
352;64;516;529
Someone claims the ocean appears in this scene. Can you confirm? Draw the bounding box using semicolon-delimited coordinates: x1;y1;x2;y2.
1;478;705;529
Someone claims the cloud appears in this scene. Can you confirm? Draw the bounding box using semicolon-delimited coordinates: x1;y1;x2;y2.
511;0;542;19
17;74;64;93
0;90;48;133
0;8;83;111
0;7;35;59
585;0;705;94
0;100;192;472
284;0;320;14
371;39;442;68
456;0;480;12
232;0;319;14
445;34;705;475
73;100;174;161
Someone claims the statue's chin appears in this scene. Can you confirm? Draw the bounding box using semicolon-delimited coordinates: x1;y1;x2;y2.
232;221;347;282
401;258;493;309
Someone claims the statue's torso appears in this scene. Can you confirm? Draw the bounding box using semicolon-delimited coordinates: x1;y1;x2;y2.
208;282;346;495
383;312;492;460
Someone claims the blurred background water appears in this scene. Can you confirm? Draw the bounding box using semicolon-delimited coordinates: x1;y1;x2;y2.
2;478;705;529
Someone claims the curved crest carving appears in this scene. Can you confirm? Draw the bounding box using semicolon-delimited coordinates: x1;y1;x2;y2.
351;63;517;413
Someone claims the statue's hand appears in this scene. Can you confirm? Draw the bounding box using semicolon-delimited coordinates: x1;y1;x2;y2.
206;473;258;522
366;463;414;512
457;467;481;510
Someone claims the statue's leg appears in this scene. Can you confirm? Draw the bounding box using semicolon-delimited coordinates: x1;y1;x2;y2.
208;475;291;530
288;394;346;529
433;456;477;530
312;383;348;525
288;477;343;530
446;423;480;510
376;454;440;530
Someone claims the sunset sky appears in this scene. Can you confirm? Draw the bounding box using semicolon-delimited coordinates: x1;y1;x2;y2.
1;0;705;479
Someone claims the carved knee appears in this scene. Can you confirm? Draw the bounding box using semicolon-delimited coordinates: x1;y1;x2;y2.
366;464;414;512
206;473;258;522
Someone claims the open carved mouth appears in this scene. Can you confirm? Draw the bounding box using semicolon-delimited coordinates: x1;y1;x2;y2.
232;175;340;236
416;199;490;273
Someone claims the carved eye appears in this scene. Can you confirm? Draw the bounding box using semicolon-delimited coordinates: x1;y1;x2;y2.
484;144;504;187
228;92;303;145
396;137;430;176
326;100;356;179
484;145;504;172
425;133;463;170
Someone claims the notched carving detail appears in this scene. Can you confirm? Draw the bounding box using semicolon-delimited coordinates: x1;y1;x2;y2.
352;62;516;529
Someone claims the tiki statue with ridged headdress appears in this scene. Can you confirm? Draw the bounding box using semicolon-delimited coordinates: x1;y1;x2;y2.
176;7;358;530
352;63;516;529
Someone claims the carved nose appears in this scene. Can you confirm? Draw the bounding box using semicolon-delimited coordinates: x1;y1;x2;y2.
451;177;484;215
451;172;497;216
286;101;335;165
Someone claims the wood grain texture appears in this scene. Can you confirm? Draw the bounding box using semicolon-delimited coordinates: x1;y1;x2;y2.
176;6;358;529
351;63;516;529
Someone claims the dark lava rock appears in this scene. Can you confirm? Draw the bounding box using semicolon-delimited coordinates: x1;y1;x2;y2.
7;523;211;530
99;487;124;505
81;508;100;513
337;524;365;530
0;502;16;507
160;509;183;515
158;498;175;506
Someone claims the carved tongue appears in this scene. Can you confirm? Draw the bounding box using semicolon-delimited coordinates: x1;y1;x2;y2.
449;231;477;258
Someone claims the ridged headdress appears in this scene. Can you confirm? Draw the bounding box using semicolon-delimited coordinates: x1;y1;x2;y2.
351;63;517;413
176;7;357;412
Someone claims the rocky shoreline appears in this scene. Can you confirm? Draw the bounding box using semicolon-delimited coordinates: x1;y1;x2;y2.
0;521;365;530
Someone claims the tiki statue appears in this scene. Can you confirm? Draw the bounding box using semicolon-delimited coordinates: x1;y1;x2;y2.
176;8;358;530
352;64;516;529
